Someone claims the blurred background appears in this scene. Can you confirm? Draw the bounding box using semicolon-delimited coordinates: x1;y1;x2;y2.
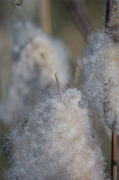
0;0;110;180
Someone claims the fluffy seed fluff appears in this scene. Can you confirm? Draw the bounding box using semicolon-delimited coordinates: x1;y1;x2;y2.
11;22;41;62
0;22;70;123
4;89;108;180
78;30;119;133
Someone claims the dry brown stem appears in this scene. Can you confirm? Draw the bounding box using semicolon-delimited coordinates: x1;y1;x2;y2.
111;123;117;180
40;0;51;35
106;0;119;41
105;2;118;179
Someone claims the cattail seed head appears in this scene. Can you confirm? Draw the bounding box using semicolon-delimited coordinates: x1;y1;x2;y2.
5;89;108;180
78;30;119;133
0;22;71;124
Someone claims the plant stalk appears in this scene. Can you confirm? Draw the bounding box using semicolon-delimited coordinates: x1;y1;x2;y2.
12;0;26;24
63;0;92;38
40;0;51;34
111;128;117;180
106;0;119;41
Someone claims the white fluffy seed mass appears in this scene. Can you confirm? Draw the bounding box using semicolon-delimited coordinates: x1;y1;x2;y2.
11;22;41;62
5;89;108;180
0;22;70;123
78;31;119;133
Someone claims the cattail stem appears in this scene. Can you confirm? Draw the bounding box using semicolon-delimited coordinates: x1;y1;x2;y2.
63;0;92;38
117;135;119;179
105;0;111;28
106;1;119;179
12;0;26;24
106;0;119;41
40;0;51;34
111;128;117;180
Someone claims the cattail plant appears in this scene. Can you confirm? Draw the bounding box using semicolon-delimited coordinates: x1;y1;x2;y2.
0;22;71;124
78;0;119;133
78;0;119;179
4;88;109;180
78;31;116;130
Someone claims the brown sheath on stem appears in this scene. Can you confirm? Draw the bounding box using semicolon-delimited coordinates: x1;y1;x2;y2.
106;0;119;41
111;127;117;180
40;0;51;35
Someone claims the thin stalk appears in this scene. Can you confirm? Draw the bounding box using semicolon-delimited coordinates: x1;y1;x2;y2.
105;2;119;179
111;128;117;180
105;0;119;41
117;135;119;179
105;0;111;28
40;0;51;34
63;0;92;38
12;0;26;24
